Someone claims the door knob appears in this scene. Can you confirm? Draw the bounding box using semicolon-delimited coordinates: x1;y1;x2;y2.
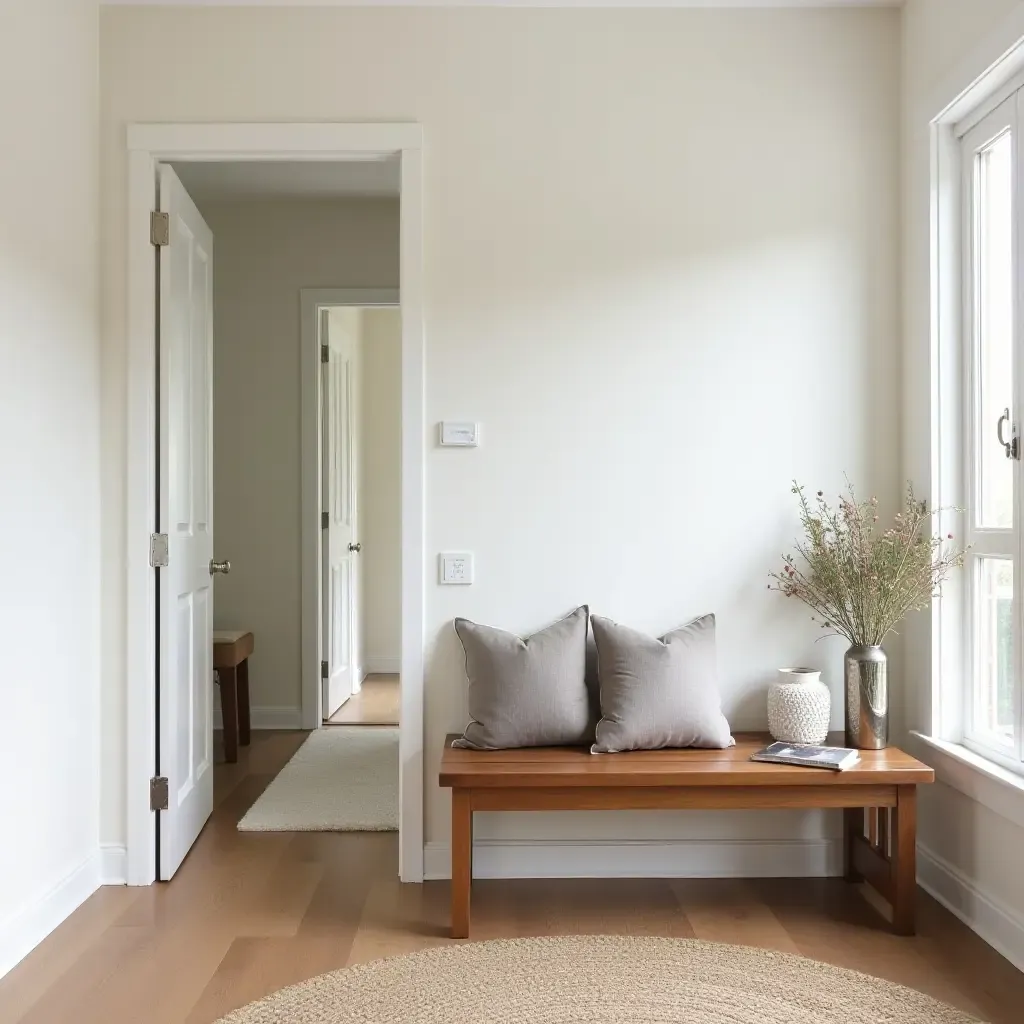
210;559;231;575
348;542;362;553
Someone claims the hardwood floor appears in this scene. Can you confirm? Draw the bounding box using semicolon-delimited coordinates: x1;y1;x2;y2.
326;674;399;726
2;730;1023;1023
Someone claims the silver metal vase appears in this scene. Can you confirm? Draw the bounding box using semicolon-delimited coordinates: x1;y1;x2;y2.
844;645;888;749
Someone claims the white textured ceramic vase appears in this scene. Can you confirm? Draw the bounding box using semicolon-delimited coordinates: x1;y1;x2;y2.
767;668;831;745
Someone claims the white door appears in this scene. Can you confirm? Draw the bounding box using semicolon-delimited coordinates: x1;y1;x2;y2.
322;308;359;718
157;164;216;880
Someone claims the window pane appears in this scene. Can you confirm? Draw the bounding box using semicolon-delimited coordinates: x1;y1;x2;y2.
973;557;1015;746
976;131;1014;529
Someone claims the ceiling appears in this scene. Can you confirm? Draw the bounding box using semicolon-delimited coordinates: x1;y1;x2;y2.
171;159;401;204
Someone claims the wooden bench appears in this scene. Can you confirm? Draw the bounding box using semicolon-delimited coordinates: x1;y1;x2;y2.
439;732;934;939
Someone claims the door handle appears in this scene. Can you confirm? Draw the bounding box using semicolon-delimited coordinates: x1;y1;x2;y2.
209;559;231;575
997;408;1019;460
348;543;362;553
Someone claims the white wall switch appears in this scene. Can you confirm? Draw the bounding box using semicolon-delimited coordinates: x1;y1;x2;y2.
439;552;474;585
440;421;480;447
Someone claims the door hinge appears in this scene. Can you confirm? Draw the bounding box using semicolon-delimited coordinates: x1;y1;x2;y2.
321;343;329;364
149;533;169;568
150;211;170;247
150;776;169;811
321;660;329;680
321;510;329;530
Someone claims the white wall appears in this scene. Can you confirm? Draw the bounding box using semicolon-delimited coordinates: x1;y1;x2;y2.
100;7;901;867
0;0;101;978
204;200;398;722
902;0;1024;970
359;308;402;674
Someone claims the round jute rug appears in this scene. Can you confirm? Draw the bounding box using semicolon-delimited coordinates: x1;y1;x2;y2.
215;935;981;1024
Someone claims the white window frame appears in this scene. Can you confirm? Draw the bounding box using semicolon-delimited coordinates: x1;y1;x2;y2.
916;7;1024;834
959;94;1024;770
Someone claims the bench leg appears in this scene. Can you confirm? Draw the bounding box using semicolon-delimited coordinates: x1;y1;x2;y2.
892;785;917;936
843;808;864;883
237;658;251;747
220;666;239;764
451;789;473;939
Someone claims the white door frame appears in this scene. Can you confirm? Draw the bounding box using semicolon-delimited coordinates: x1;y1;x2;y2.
125;123;425;886
300;288;400;727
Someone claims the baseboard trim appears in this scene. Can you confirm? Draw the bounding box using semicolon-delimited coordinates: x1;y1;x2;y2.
0;851;100;981
99;844;128;886
917;843;1024;973
423;838;842;881
213;705;303;731
364;656;400;675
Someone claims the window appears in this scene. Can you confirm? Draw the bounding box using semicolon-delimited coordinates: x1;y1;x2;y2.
961;91;1023;769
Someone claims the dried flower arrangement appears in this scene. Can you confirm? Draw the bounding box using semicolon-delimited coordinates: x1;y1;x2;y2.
769;482;966;648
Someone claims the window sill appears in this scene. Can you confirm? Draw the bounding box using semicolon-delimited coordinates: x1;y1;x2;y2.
910;731;1024;831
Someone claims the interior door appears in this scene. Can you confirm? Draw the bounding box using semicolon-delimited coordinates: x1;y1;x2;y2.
157;163;215;880
322;308;359;718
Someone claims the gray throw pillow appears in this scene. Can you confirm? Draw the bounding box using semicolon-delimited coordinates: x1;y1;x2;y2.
591;613;734;753
453;606;592;750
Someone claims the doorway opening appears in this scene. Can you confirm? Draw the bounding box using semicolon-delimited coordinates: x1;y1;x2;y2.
308;298;402;729
166;165;403;863
124;124;425;887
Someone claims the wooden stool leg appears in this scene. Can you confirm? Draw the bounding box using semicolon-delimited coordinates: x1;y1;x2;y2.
451;789;473;939
220;666;239;764
237;658;251;746
892;785;917;935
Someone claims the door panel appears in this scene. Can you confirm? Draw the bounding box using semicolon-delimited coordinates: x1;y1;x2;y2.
158;163;215;880
322;308;358;718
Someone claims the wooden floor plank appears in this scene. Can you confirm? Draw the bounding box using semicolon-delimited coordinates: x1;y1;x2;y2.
671;878;800;953
470;877;699;940
186;937;351;1024
327;675;400;726
0;731;1021;1023
346;878;451;966
752;877;996;1022
0;887;141;1021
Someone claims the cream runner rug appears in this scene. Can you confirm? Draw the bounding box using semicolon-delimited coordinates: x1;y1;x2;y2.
238;726;397;832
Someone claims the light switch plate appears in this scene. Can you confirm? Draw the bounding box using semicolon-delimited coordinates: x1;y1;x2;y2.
440;421;480;447
439;552;474;585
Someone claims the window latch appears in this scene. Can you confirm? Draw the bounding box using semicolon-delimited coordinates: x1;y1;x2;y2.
997;408;1019;460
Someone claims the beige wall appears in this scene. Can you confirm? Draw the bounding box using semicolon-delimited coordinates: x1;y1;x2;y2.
0;0;100;978
902;0;1024;966
359;309;402;673
100;7;901;860
205;200;398;719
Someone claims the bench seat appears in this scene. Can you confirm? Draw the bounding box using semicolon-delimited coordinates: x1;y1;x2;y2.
438;732;934;938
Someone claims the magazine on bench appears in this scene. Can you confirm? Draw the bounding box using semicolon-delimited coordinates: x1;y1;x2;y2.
750;741;861;771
